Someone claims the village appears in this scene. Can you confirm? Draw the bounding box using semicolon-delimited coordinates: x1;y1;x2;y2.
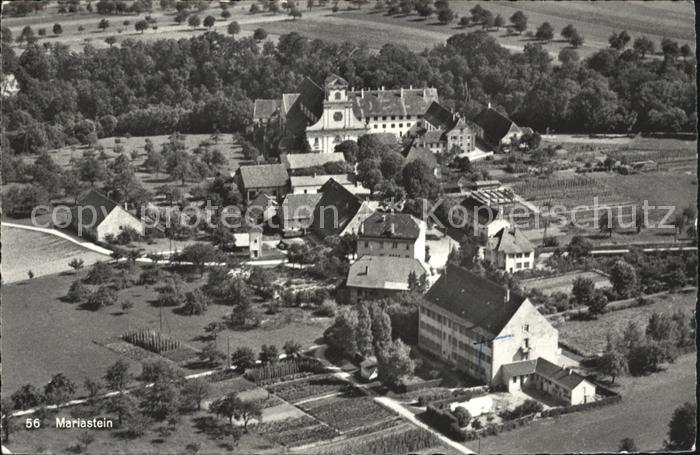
0;1;697;454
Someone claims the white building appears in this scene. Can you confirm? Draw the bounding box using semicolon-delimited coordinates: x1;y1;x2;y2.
357;212;427;263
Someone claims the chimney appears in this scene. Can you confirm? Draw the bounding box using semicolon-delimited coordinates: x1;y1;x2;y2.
390;223;395;235
361;88;364;99
505;288;510;303
488;102;492;109
409;84;413;90
381;85;385;91
400;88;404;98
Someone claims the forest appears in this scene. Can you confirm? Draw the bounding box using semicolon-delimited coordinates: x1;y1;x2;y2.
1;26;696;156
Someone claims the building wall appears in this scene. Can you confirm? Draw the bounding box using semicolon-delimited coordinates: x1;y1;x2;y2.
246;186;286;202
493;300;559;385
96;207;145;242
306;91;369;153
446;125;476;153
570;381;596;405
357;237;416;260
487;250;535;272
349;286;402;304
363;114;422;138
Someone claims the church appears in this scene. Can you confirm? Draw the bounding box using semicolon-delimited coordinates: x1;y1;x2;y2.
254;73;442;154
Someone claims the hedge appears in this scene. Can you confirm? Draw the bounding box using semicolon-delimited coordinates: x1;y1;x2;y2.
426;386;490;409
421;405;467;442
540;394;622;418
244;358;324;383
397;377;442;394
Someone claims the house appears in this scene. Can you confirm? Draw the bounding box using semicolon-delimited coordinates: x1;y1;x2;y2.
404;144;440;178
291;174;351;194
418;101;479;156
281;193;322;235
232;226;263;259
501;358;597;406
281;152;346;171
246;192;278;225
483;227;535;273
472;105;524;151
419;265;559;384
357;212;427;262
346;255;429;303
311;178;376;238
255;74;440;153
236;164;289;202
70;189;145;242
252;99;280;126
459;194;512;238
359;356;379;381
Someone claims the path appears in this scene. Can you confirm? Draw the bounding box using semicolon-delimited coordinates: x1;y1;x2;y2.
313;345;474;455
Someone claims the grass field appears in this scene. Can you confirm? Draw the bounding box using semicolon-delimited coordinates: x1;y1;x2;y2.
1;225;109;283
466;352;696;453
521;270;611;296
1;267;330;397
554;291;696;355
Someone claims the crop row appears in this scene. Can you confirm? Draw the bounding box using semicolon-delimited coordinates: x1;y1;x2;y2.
267;375;350;403
301;394;395;432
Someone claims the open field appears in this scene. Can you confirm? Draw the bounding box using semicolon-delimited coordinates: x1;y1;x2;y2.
1;267;330;397
554;291;696;355
521;270;611;296
1;225;109;283
466;352;696;453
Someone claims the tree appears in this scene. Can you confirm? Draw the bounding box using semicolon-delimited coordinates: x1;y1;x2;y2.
203;15;216;30
598;350;627;384
402;160;439;199
633;36;655;58
609;260;638;298
619;438;637;452
105;36;117;47
664;402;696;450
324;306;358;356
250;3;261;13
106;393;138;427
1;398;14;443
437;7;454;24
371;304;393;352
598;210;616;237
53;23;63;35
221;8;231;19
231;347;256;370
282;340;302;358
253;28;268;41
180;243;219;276
571;277;595;307
98;18;110;31
182;378;210;411
356;303;374;357
493;13;505;29
140;378;180;421
68;258;85;274
83;378;103;404
357;159;384;193
182;289;210;315
188;14;201;30
259;344;279;363
569;31;584;48
11;384;43;410
86;285;119;310
376;338;415;386
509;11;527;34
609;30;631;50
289;7;302;19
104;359;131;392
38;28;47;37
44;373;77;405
135;20;149;33
236;399;263;432
587;291;608;317
646;312;679;344
535;22;554;42
227;21;240;36
199;342;225;366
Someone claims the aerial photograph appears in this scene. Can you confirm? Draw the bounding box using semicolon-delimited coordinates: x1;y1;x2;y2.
0;0;696;454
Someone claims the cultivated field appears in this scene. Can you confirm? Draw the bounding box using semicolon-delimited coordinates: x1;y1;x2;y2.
521;270;611;296
554;291;696;355
1;267;330;397
1;225;109;283
466;352;696;453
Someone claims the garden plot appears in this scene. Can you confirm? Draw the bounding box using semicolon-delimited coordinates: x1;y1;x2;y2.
298;389;396;433
522;271;611;296
254;415;339;448
267;374;351;403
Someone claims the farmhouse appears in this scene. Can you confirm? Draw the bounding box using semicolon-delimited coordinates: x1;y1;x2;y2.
417;101;480;156
483;226;535;273
346;255;429;304
69;189;145;242
290;174;369;195
252;99;280;126
502;358;597;406
246;192;278;225
232;227;263;259
357;212;427;262
281;152;346;171
281;193;322;235
472;105;525;151
404;144;440;177
459;193;512;238
419;265;559;384
311;178;376;238
236;164;289;202
255;73;441;153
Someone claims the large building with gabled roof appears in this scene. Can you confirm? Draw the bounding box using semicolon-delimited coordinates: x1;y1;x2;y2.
70;189;145;242
419;265;559;384
357;212;427;262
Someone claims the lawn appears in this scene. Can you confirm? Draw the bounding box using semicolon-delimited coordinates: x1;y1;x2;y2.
1;266;331;397
465;352;696;453
521;270;611;296
1;225;109;284
554;291;696;355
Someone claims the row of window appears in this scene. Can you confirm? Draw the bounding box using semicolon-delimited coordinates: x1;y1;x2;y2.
515;262;531;269
368;114;421;121
420;307;485;342
363;240;410;250
371;122;412;130
507;252;531;259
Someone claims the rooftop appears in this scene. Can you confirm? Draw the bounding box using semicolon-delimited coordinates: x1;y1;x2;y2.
472;106;519;146
359;212;422;240
425;264;526;335
282;193;322;219
239;164;289;189
349;87;438;118
281;152;346;170
73;189;120;227
291;174;352;188
487;227;535;254
347;256;428;290
253;99;280;120
503;358;590;391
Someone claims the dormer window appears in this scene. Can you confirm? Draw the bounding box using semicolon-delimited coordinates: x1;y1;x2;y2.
333;112;343;121
334;91;342;100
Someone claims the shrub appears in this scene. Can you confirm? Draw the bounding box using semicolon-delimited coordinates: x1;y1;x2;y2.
500;399;543;420
315;300;337;317
122;329;180;353
66;279;89;302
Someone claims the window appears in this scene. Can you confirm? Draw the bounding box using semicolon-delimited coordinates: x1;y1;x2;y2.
392;241;398;249
399;123;403;128
405;244;409;250
333;112;343;121
382;116;387;120
391;124;395;128
374;125;378;129
524;338;530;348
364;241;369;248
382;124;386;129
334;135;341;143
407;115;412;120
523;262;530;268
374;116;379;121
334;91;342;100
391;115;396;120
523;324;529;332
313;137;319;146
407;122;412;127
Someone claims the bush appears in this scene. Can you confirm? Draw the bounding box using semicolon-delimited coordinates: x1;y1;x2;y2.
315;300;337;317
65;279;89;302
500;399;543;420
540;395;621;418
244;358;323;383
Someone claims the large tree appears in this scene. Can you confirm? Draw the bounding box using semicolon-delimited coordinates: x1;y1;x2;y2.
376;338;415;386
665;402;696;450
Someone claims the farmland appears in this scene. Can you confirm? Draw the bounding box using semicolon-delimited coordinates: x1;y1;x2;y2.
521;270;611;296
298;388;397;433
554;291;696;355
267;375;351;403
1;266;330;397
1;225;109;283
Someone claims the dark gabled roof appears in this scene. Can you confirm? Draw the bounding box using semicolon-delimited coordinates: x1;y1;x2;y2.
350;87;438;118
502;359;537;378
347;256;428;290
281;152;346;170
460;195;500;225
239;164;289;189
284;77;324;139
311;178;363;237
424;101;457;130
359;212;421;240
72;189;119;227
282;193;322;220
425;264;526;335
472;107;518;147
534;358;589;391
325;73;348;87
248;192;278;210
405;144;438;169
487;227;535;254
253;99;280;120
